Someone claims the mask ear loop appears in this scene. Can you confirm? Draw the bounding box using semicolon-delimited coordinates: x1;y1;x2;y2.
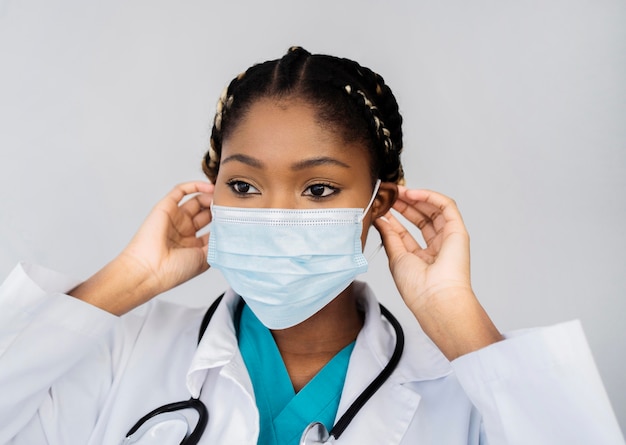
360;179;382;221
361;179;384;262
366;242;384;262
196;201;214;238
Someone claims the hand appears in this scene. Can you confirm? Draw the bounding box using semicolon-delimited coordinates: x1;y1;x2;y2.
374;187;501;359
71;181;214;315
374;187;472;310
120;181;214;296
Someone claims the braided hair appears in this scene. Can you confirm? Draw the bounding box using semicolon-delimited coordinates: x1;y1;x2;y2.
203;46;405;185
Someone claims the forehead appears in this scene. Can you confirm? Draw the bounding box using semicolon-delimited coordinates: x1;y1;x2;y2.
220;98;371;169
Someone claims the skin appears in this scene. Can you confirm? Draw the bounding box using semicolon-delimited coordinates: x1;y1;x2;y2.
70;96;502;392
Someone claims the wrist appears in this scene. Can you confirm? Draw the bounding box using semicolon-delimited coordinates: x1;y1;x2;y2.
411;288;502;361
69;254;159;316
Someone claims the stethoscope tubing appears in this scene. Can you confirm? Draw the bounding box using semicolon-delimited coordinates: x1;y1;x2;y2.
329;303;404;440
125;398;208;445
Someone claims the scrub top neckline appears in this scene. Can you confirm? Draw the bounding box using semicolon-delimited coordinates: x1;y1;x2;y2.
238;304;355;445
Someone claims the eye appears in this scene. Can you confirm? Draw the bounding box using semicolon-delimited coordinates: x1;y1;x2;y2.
303;183;338;198
226;180;260;195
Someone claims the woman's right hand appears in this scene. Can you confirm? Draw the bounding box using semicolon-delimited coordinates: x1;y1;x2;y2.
70;181;214;315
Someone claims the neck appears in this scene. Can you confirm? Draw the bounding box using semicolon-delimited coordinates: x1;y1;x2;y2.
270;284;363;392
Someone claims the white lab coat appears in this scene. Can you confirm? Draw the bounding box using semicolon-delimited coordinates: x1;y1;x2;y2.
0;262;623;445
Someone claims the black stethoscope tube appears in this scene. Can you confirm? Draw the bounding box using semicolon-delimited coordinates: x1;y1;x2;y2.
329;303;404;440
125;399;208;444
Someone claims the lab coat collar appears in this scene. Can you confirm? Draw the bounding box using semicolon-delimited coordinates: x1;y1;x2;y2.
336;282;451;443
348;281;451;384
186;289;244;398
185;282;451;413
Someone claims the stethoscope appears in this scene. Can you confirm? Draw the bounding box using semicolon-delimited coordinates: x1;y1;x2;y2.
123;294;404;445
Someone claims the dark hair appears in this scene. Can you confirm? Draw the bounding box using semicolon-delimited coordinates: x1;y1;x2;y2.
202;46;404;185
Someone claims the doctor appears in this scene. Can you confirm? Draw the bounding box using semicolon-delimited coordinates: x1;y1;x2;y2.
0;47;624;444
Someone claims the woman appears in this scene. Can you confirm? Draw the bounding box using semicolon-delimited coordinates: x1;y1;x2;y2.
0;47;623;444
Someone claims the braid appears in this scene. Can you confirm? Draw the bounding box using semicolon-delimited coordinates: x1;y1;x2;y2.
204;83;232;178
202;67;260;182
203;76;233;181
334;58;404;184
203;47;405;185
272;46;311;91
342;84;402;184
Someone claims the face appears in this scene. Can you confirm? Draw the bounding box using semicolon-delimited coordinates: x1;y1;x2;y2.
213;97;393;246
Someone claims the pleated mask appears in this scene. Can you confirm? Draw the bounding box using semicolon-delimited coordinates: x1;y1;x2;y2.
207;180;381;329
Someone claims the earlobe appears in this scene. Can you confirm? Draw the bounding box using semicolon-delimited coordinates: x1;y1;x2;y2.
372;182;398;218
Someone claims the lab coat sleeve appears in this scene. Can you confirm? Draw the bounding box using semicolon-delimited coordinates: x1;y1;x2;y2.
450;320;625;445
0;262;118;443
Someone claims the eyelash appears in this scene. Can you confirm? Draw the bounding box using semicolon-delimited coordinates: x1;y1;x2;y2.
303;183;339;200
225;180;339;200
226;180;260;196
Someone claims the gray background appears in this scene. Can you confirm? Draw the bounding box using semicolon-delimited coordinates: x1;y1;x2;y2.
1;0;624;433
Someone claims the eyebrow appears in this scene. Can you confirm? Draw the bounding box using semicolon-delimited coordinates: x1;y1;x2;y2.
220;154;350;171
291;156;351;171
220;154;265;168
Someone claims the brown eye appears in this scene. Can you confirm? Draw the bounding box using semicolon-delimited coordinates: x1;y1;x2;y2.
234;182;250;193
303;183;337;198
227;180;260;195
310;184;326;196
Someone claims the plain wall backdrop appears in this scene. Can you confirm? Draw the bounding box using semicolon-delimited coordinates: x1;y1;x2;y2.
1;0;625;433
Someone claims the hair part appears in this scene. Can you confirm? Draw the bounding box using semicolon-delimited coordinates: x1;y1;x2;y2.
203;46;405;185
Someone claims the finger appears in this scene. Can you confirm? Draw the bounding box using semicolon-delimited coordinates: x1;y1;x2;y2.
402;189;470;262
392;194;440;244
375;214;438;266
386;211;425;253
192;209;212;232
394;202;445;251
179;193;213;220
175;233;208;248
374;211;422;257
197;234;210;263
197;233;209;248
396;188;467;236
165;181;214;207
400;188;466;225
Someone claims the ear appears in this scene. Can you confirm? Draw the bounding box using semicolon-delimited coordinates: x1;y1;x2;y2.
371;181;398;219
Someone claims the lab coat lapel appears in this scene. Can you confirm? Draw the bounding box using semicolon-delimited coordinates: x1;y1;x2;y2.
186;290;253;398
335;282;452;444
185;290;259;445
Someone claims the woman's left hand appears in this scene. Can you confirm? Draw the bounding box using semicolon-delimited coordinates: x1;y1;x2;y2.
374;187;502;360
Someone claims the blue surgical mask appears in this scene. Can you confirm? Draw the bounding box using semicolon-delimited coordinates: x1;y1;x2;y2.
207;180;381;329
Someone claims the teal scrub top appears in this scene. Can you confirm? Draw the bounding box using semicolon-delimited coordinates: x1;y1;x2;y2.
238;304;355;445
